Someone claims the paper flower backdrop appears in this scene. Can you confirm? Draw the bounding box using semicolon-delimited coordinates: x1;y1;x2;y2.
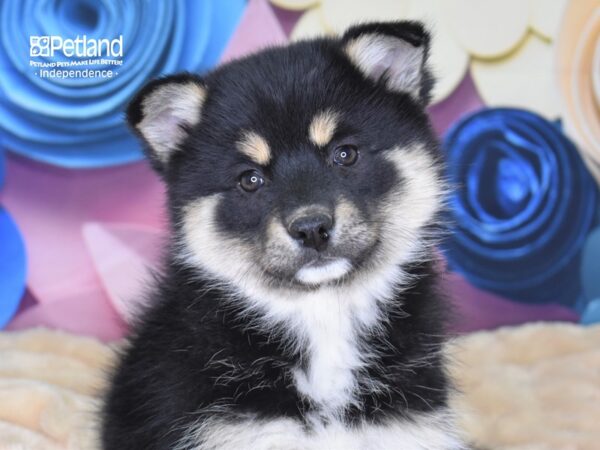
443;108;598;308
286;0;469;104
556;0;600;185
0;147;27;328
0;0;245;168
581;227;600;323
276;0;568;116
0;208;26;328
2;0;600;338
0;144;4;188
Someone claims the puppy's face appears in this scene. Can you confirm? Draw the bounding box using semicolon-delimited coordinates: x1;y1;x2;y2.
128;22;444;292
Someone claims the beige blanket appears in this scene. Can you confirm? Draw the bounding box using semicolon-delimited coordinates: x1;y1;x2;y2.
1;323;599;450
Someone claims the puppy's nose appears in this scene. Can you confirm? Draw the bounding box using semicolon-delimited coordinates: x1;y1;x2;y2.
288;213;333;252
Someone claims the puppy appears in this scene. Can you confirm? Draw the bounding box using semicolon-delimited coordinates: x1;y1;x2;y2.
101;21;469;450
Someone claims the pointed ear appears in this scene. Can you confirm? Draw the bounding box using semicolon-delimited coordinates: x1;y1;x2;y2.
341;21;434;105
126;73;206;173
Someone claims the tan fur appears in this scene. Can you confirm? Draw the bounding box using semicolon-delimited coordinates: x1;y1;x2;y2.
309;110;339;147
237;131;271;165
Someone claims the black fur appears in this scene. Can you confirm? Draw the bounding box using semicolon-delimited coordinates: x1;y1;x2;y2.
102;260;452;449
102;21;463;449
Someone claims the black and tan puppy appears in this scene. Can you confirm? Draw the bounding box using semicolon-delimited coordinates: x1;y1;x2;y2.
101;21;468;450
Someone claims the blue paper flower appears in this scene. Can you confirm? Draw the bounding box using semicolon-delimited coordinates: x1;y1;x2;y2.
0;145;27;328
0;207;27;328
0;0;245;168
443;108;599;307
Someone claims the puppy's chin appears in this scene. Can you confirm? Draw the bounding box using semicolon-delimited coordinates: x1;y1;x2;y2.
294;257;352;286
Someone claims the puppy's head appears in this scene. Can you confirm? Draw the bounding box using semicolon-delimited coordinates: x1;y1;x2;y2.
128;21;444;292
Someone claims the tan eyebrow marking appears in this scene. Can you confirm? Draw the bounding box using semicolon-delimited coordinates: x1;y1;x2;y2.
237;131;271;165
309;109;339;147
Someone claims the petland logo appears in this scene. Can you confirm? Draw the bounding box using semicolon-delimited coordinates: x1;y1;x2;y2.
29;35;123;79
30;35;123;58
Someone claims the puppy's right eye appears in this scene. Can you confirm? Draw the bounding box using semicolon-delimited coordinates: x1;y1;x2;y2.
239;170;265;192
333;145;359;166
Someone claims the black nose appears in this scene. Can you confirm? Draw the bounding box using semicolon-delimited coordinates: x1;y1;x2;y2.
288;213;333;252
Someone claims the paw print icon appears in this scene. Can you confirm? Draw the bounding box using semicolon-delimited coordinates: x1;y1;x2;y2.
30;36;50;57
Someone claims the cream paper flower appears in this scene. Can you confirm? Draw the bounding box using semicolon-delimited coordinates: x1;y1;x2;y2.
556;0;600;184
273;0;567;113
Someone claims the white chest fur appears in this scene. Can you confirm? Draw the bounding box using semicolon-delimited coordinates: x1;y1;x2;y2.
176;268;468;450
231;263;404;417
178;412;467;450
291;292;368;414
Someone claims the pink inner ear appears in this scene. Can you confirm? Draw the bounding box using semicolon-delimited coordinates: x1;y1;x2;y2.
388;46;407;72
352;36;423;97
155;107;184;139
388;45;421;88
370;61;390;82
372;47;412;86
365;44;398;82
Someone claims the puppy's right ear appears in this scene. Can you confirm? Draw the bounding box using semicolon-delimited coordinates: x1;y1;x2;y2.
126;73;206;173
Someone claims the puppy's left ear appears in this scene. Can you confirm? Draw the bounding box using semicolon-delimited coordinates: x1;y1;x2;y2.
126;73;206;174
341;21;433;105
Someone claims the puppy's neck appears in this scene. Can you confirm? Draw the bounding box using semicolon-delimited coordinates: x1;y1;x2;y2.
206;259;438;420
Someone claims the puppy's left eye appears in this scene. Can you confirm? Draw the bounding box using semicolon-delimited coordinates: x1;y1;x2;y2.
239;170;265;192
333;145;359;166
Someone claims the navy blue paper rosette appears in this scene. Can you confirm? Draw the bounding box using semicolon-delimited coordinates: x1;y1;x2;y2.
0;0;245;168
443;108;599;308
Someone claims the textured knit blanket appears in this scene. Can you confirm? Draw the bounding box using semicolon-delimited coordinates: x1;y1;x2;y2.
1;323;599;450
